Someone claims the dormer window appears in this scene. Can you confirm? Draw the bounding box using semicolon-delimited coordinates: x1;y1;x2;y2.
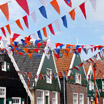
75;73;81;84
46;68;52;84
102;81;104;91
89;81;94;91
1;61;10;71
2;61;6;71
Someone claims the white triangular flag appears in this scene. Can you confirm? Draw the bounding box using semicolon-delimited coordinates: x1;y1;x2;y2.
90;0;96;11
45;53;50;59
31;11;37;24
32;33;39;40
44;48;49;54
39;0;47;6
54;19;61;32
2;40;8;48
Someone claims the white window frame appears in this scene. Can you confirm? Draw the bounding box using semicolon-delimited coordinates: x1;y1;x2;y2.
80;93;84;104
52;91;57;104
2;61;6;71
46;68;52;84
87;97;89;104
12;97;21;104
36;90;44;104
89;81;94;91
73;93;78;104
102;81;104;91
0;87;6;104
75;73;81;84
45;90;50;104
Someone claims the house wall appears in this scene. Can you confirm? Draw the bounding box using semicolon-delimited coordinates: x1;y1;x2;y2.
99;97;104;104
67;83;87;104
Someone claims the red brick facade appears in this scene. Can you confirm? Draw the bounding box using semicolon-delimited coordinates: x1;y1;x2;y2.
67;83;87;104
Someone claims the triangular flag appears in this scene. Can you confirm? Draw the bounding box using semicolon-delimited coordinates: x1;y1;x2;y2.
42;27;47;37
64;0;72;7
61;15;68;28
54;53;59;59
54;19;61;32
6;24;11;35
83;48;88;54
0;3;9;21
28;53;32;58
1;27;6;37
50;0;60;15
36;54;41;59
31;11;37;24
18;52;23;56
16;0;29;15
37;43;42;48
33;49;39;53
35;40;42;45
39;0;47;6
32;33;39;40
54;49;60;54
12;33;20;42
90;0;96;11
79;2;86;19
21;39;25;47
69;9;75;20
0;36;2;40
56;43;64;48
22;15;29;28
15;19;24;30
24;48;29;53
48;24;55;35
39;6;47;19
37;30;43;40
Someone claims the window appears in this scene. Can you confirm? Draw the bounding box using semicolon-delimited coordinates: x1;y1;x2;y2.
46;69;52;84
73;93;78;104
2;61;6;71
0;87;6;98
87;97;89;104
80;94;84;104
89;81;94;91
12;97;21;104
52;92;57;104
102;81;104;91
1;61;10;71
37;90;44;104
75;73;81;84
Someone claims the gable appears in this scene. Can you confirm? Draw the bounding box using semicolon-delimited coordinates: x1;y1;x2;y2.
35;51;60;91
69;54;87;86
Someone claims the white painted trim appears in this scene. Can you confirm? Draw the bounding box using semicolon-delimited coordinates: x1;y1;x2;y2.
45;90;50;104
87;65;93;81
52;91;58;104
0;87;6;104
12;97;21;104
67;54;76;76
73;93;78;104
80;93;84;104
52;51;61;90
8;53;33;101
46;68;52;84
35;53;45;85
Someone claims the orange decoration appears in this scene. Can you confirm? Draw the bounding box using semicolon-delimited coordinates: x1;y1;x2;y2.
15;19;24;30
42;27;47;37
6;24;11;35
69;9;75;20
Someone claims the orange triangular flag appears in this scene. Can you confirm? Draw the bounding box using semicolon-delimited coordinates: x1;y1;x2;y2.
6;24;11;35
42;27;47;37
15;19;24;30
69;9;75;20
50;0;60;15
0;3;9;21
24;48;29;53
28;53;32;58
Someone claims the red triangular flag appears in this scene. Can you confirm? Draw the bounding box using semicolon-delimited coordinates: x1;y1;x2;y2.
56;43;63;48
54;53;59;59
42;27;47;37
6;24;11;35
22;15;29;28
48;24;55;35
18;52;23;56
28;53;32;58
16;0;29;15
0;3;9;21
0;36;2;40
50;0;60;15
1;27;6;37
79;2;86;19
12;33;20;42
78;48;81;53
33;49;39;53
37;43;42;48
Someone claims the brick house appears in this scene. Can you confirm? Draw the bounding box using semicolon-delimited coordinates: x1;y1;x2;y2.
54;49;87;104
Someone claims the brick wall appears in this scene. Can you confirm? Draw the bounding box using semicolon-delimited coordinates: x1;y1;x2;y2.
99;97;104;104
67;83;87;104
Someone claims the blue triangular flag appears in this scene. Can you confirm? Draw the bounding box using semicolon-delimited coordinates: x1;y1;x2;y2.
60;44;64;49
39;6;47;18
14;41;19;47
83;48;88;54
35;40;41;45
37;30;42;40
36;54;41;59
21;39;25;47
9;45;14;50
61;15;68;28
54;48;60;54
76;45;81;50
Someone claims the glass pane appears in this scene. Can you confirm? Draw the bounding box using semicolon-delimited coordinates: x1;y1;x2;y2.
37;99;43;104
37;91;43;98
52;92;56;98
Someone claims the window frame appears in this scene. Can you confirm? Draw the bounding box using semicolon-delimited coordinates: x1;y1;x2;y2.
12;97;21;104
102;81;104;91
36;90;44;104
46;68;52;84
73;93;78;104
52;91;57;104
80;93;84;104
75;73;81;84
2;61;6;71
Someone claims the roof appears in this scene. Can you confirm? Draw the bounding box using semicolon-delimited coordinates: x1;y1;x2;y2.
84;63;90;75
12;41;46;88
53;49;74;76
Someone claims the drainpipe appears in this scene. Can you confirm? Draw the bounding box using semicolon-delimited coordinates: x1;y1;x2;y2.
63;77;66;104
